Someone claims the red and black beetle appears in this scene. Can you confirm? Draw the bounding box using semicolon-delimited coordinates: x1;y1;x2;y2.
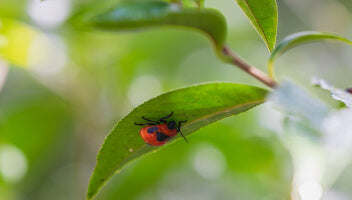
135;112;188;146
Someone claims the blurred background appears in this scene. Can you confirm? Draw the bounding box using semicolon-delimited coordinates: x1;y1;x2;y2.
0;0;352;199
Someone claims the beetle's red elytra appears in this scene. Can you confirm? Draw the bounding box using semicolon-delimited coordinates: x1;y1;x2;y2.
135;112;188;146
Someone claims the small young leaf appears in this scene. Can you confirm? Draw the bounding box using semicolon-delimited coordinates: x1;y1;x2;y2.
312;77;352;110
87;82;268;199
235;0;278;52
88;1;227;51
268;31;352;78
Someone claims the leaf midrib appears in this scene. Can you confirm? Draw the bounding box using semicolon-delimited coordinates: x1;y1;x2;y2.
242;0;271;51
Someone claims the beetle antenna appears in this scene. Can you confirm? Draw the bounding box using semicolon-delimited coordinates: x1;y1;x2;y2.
142;116;160;124
135;123;157;126
179;130;189;143
160;112;174;123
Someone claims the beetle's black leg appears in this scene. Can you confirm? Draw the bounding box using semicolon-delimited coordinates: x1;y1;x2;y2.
179;130;189;143
176;120;188;143
134;123;157;126
142;117;160;124
178;120;187;128
159;112;174;123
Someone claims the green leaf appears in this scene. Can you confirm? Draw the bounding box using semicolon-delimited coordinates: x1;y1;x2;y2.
268;31;352;78
87;1;227;51
87;82;268;199
235;0;278;52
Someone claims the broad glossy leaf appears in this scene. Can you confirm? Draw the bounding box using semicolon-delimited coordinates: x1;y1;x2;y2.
87;82;268;199
268;31;352;78
100;122;292;199
235;0;278;52
88;1;227;51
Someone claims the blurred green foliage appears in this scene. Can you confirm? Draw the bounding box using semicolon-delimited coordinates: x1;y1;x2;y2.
0;68;74;199
0;0;352;200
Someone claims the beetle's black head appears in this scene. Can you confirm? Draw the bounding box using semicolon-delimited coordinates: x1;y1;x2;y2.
167;121;176;130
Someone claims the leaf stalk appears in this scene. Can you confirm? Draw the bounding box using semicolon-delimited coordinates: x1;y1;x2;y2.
222;45;277;88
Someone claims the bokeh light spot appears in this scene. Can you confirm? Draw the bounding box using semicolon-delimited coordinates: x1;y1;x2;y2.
192;143;226;180
298;181;323;200
0;144;28;183
28;34;67;75
0;60;8;92
0;35;8;47
128;75;162;107
27;0;71;28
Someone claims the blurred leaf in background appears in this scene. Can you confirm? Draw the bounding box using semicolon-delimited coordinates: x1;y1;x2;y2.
0;68;74;200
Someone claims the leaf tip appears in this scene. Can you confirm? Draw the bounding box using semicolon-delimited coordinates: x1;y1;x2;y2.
87;180;98;200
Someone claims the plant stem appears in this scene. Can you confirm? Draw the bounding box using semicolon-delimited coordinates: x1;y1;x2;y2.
222;45;277;88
